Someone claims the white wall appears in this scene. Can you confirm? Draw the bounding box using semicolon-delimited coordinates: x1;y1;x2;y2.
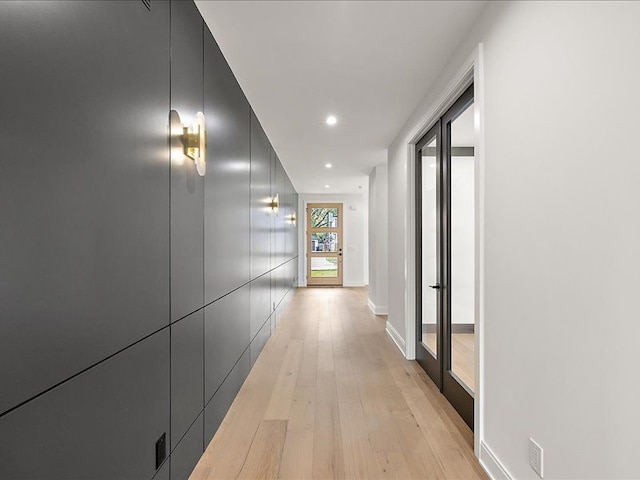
368;164;389;313
388;2;640;479
298;193;368;287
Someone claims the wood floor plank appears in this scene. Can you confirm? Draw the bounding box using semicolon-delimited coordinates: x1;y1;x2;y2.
264;339;304;420
278;386;316;479
238;420;288;480
190;287;487;480
312;399;345;479
338;400;389;479
312;370;345;479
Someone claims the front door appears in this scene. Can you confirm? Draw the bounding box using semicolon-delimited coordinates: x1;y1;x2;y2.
306;203;343;286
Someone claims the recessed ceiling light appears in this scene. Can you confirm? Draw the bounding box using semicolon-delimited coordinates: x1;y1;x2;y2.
324;184;330;188
325;163;332;168
326;115;337;126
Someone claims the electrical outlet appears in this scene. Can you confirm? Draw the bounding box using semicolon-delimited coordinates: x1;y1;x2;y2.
155;433;166;469
529;438;544;478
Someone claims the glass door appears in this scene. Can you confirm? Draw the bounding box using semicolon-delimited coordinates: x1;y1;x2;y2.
415;83;475;430
442;84;475;429
415;121;442;387
306;203;343;286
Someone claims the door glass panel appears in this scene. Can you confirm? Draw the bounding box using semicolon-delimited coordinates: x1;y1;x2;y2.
310;257;338;278
450;102;475;393
311;232;338;252
421;136;438;356
310;207;338;228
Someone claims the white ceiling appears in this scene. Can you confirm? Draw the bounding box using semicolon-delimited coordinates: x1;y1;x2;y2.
195;1;487;194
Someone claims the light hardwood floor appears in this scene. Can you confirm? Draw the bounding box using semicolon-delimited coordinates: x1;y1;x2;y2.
191;287;487;480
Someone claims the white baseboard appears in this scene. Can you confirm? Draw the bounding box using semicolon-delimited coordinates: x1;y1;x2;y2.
344;281;366;287
367;298;388;315
385;321;406;357
480;442;512;480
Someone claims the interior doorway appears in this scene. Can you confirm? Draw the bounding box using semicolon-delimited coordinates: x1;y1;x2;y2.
306;203;343;286
415;84;475;429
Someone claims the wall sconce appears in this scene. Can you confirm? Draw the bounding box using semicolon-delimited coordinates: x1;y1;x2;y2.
270;194;279;215
288;213;296;225
170;110;206;176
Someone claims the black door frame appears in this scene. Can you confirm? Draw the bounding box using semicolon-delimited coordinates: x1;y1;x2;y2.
442;83;475;429
415;120;443;388
415;83;475;430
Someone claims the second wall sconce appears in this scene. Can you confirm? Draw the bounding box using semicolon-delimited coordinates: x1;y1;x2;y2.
170;109;207;176
270;194;279;215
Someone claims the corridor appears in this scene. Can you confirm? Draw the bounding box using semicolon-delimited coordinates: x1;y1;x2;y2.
191;288;486;479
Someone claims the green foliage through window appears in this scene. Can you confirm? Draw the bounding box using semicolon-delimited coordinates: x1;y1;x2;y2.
311;208;338;228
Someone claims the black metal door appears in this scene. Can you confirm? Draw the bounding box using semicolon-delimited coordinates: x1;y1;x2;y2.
415;83;475;430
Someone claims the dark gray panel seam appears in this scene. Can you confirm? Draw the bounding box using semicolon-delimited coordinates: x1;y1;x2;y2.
204;335;252;408
0;324;171;420
162;257;299;329
150;456;169;480
203;282;291;411
170;408;204;455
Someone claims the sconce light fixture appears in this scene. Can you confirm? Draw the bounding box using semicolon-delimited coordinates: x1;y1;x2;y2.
270;194;279;214
170;109;206;176
289;213;297;225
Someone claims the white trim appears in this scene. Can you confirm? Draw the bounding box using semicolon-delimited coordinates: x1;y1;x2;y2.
473;43;486;456
367;298;388;315
480;442;512;480
385;321;406;356
344;281;366;288
404;44;485;457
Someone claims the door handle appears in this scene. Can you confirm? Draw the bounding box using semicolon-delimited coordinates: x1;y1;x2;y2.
429;284;441;289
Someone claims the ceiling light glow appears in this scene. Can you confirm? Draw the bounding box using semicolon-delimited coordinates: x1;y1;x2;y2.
324;184;330;188
326;115;337;126
325;163;332;168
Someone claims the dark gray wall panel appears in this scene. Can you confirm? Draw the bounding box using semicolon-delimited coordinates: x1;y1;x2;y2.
0;330;170;480
250;111;273;279
274;156;287;267
171;309;204;450
274;264;282;307
204;285;250;401
276;263;287;307
171;412;203;480
171;0;204;322
0;0;170;415
294;193;299;260
285;178;297;261
250;318;271;367
270;148;277;271
250;273;271;340
292;258;297;289
204;29;251;304
204;349;251;446
284;181;292;260
0;2;299;478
